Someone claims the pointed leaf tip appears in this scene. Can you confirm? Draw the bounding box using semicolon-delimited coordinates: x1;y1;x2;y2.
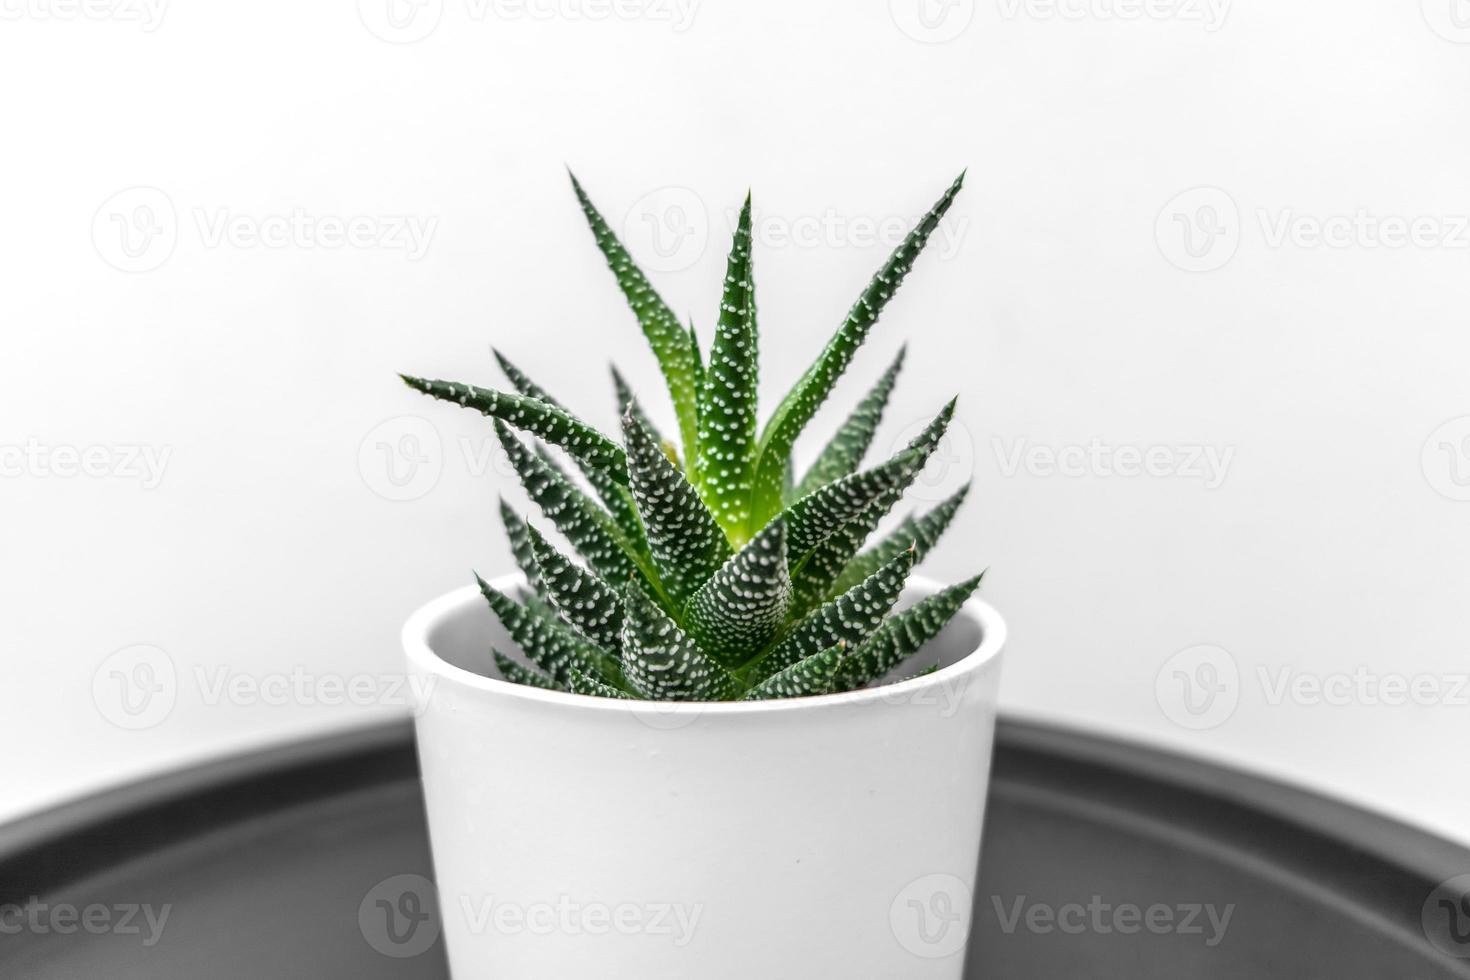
835;570;984;690
746;174;967;525
817;478;971;602
411;377;628;482
572;174;701;459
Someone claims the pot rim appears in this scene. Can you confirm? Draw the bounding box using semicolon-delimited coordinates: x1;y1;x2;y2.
403;572;1005;716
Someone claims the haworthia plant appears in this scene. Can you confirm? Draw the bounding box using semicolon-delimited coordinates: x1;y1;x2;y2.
403;172;985;701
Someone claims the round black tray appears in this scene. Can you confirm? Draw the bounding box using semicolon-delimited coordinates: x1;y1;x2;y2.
2;719;1467;978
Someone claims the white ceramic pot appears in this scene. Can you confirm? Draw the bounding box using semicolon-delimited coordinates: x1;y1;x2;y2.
403;574;1005;979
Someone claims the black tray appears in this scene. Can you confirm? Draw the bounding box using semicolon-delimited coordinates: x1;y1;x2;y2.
2;719;1468;978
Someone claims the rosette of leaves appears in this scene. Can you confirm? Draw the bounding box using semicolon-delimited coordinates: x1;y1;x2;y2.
401;172;983;701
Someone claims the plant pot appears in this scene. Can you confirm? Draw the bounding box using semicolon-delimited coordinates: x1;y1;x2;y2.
403;573;1006;979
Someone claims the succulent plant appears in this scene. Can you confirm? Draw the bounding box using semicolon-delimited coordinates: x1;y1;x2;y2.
401;172;983;701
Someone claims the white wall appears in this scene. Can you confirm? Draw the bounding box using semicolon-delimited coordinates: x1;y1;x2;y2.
3;0;1469;845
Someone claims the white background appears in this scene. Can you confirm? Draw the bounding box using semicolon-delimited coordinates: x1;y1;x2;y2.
2;0;1469;846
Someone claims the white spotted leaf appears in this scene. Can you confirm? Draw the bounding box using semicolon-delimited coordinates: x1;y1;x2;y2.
402;375;627;483
571;172;700;461
684;517;791;664
696;195;759;538
623;411;732;606
747;173;965;527
621;584;737;701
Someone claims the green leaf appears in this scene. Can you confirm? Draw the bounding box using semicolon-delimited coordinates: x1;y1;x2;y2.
566;668;634;699
570;172;700;460
749;546;914;682
620;583;737;700
696;194;759;539
829;482;969;598
496;422;637;582
783;446;927;560
688;318;704;391
788;399;956;614
492;649;562;690
789;509;873;619
525;523;624;652
742;642;846;701
834;572;984;691
402;375;628;484
792;344;905;499
492;350;647;547
409;175;980;703
685;517;791;664
747;173;965;526
780;454;797;507
499;498;545;597
622;411;732;606
477;574;616;684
